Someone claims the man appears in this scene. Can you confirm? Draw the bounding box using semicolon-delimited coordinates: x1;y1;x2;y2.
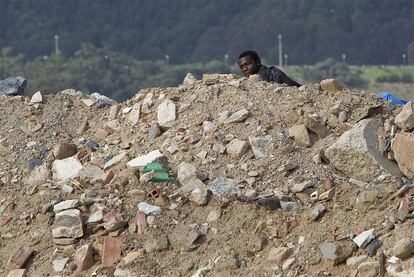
238;50;301;87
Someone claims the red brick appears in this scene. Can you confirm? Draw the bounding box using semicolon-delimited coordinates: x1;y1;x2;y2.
74;244;94;271
102;236;121;267
10;246;34;268
102;170;114;185
134;211;147;236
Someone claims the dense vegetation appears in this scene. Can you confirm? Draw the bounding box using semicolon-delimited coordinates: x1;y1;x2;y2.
1;0;413;65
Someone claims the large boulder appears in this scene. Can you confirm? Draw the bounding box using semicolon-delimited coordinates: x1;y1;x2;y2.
392;132;414;179
0;76;27;96
325;119;401;182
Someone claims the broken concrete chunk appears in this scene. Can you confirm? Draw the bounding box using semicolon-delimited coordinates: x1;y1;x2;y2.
52;209;83;239
325;119;402;182
395;101;414;131
226;139;249;159
53;199;80;213
52;157;83;181
157;99;176;128
320;79;343;92
288;124;315;147
128;103;141;126
104;152;127;170
353;228;376;248
25;164;50;186
183;73;197;85
177;162;197;184
249;136;273;158
224;108;249;124
319;241;354;265
126;150;163;168
137;202;162;215
208;177;242;199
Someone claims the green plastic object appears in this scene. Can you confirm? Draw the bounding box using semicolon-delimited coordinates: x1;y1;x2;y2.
143;162;174;182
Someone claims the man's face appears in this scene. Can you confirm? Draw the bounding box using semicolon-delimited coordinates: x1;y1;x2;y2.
238;55;261;77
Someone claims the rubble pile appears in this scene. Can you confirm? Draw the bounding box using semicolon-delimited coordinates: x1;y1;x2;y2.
1;74;414;276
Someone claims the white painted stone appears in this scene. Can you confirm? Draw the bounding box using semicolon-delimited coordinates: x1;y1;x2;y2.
30;91;43;103
353;228;376;248
157;99;176;128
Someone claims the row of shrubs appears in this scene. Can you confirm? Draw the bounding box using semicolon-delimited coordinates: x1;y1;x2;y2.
376;72;413;83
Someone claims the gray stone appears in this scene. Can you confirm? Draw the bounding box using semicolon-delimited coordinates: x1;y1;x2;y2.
226;139;249;159
52;157;83;181
208;177;242;199
202;121;215;132
141;93;153;114
304;117;330;138
311;203;326;221
183;73;197;85
393;238;414;259
0;76;26;96
78;164;105;180
53;200;80;213
291;180;313;193
177;162;197;184
109;104;121;120
325;119;402;182
86;210;104;224
248;136;273;158
346;255;368;267
320;78;343;92
157;99;176;128
280;201;298;212
319;241;354;265
6;269;27;277
207;210;222;222
395;101;414;131
144;233;169;253
52;209;83;239
213;143;226;154
267;247;292;263
126;150;163;168
224;108;249;124
338;111;348;122
357;261;379;277
353;228;376;248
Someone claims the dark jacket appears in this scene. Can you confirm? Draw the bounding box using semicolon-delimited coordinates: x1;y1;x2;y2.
258;65;301;87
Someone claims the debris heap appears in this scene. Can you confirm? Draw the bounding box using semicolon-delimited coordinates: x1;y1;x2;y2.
1;74;414;276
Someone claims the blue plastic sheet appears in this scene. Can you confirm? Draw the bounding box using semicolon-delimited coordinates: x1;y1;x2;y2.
377;92;408;106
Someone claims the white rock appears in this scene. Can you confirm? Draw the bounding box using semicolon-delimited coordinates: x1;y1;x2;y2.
53;200;80;213
52;157;83;181
224;108;249;124
353;228;376;248
177;162;197;184
104;152;127;170
53;257;69;272
81;98;96;107
87;210;104;224
126;150;163;168
226;139;249;159
122;107;132;114
30;91;43;103
157;99;176;128
138;202;162;215
128;103;141;125
183;73;197;85
52;209;83;239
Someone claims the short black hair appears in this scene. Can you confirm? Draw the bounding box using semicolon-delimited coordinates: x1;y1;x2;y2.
238;50;261;62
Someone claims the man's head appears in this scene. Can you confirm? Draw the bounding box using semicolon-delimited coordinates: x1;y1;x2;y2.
238;50;261;77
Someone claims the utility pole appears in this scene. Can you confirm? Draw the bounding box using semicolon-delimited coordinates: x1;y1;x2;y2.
54;34;60;55
402;54;407;67
224;54;229;65
278;34;283;68
165;54;169;65
342;53;347;64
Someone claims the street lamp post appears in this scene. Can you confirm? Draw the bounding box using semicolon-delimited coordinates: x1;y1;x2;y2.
54;34;60;55
224;54;229;65
278;34;283;68
342;54;346;64
402;54;407;67
284;54;288;68
165;55;169;65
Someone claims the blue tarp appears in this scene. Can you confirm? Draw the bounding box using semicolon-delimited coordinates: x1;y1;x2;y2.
377;92;409;106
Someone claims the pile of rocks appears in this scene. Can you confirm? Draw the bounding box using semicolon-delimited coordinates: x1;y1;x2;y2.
1;74;414;276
